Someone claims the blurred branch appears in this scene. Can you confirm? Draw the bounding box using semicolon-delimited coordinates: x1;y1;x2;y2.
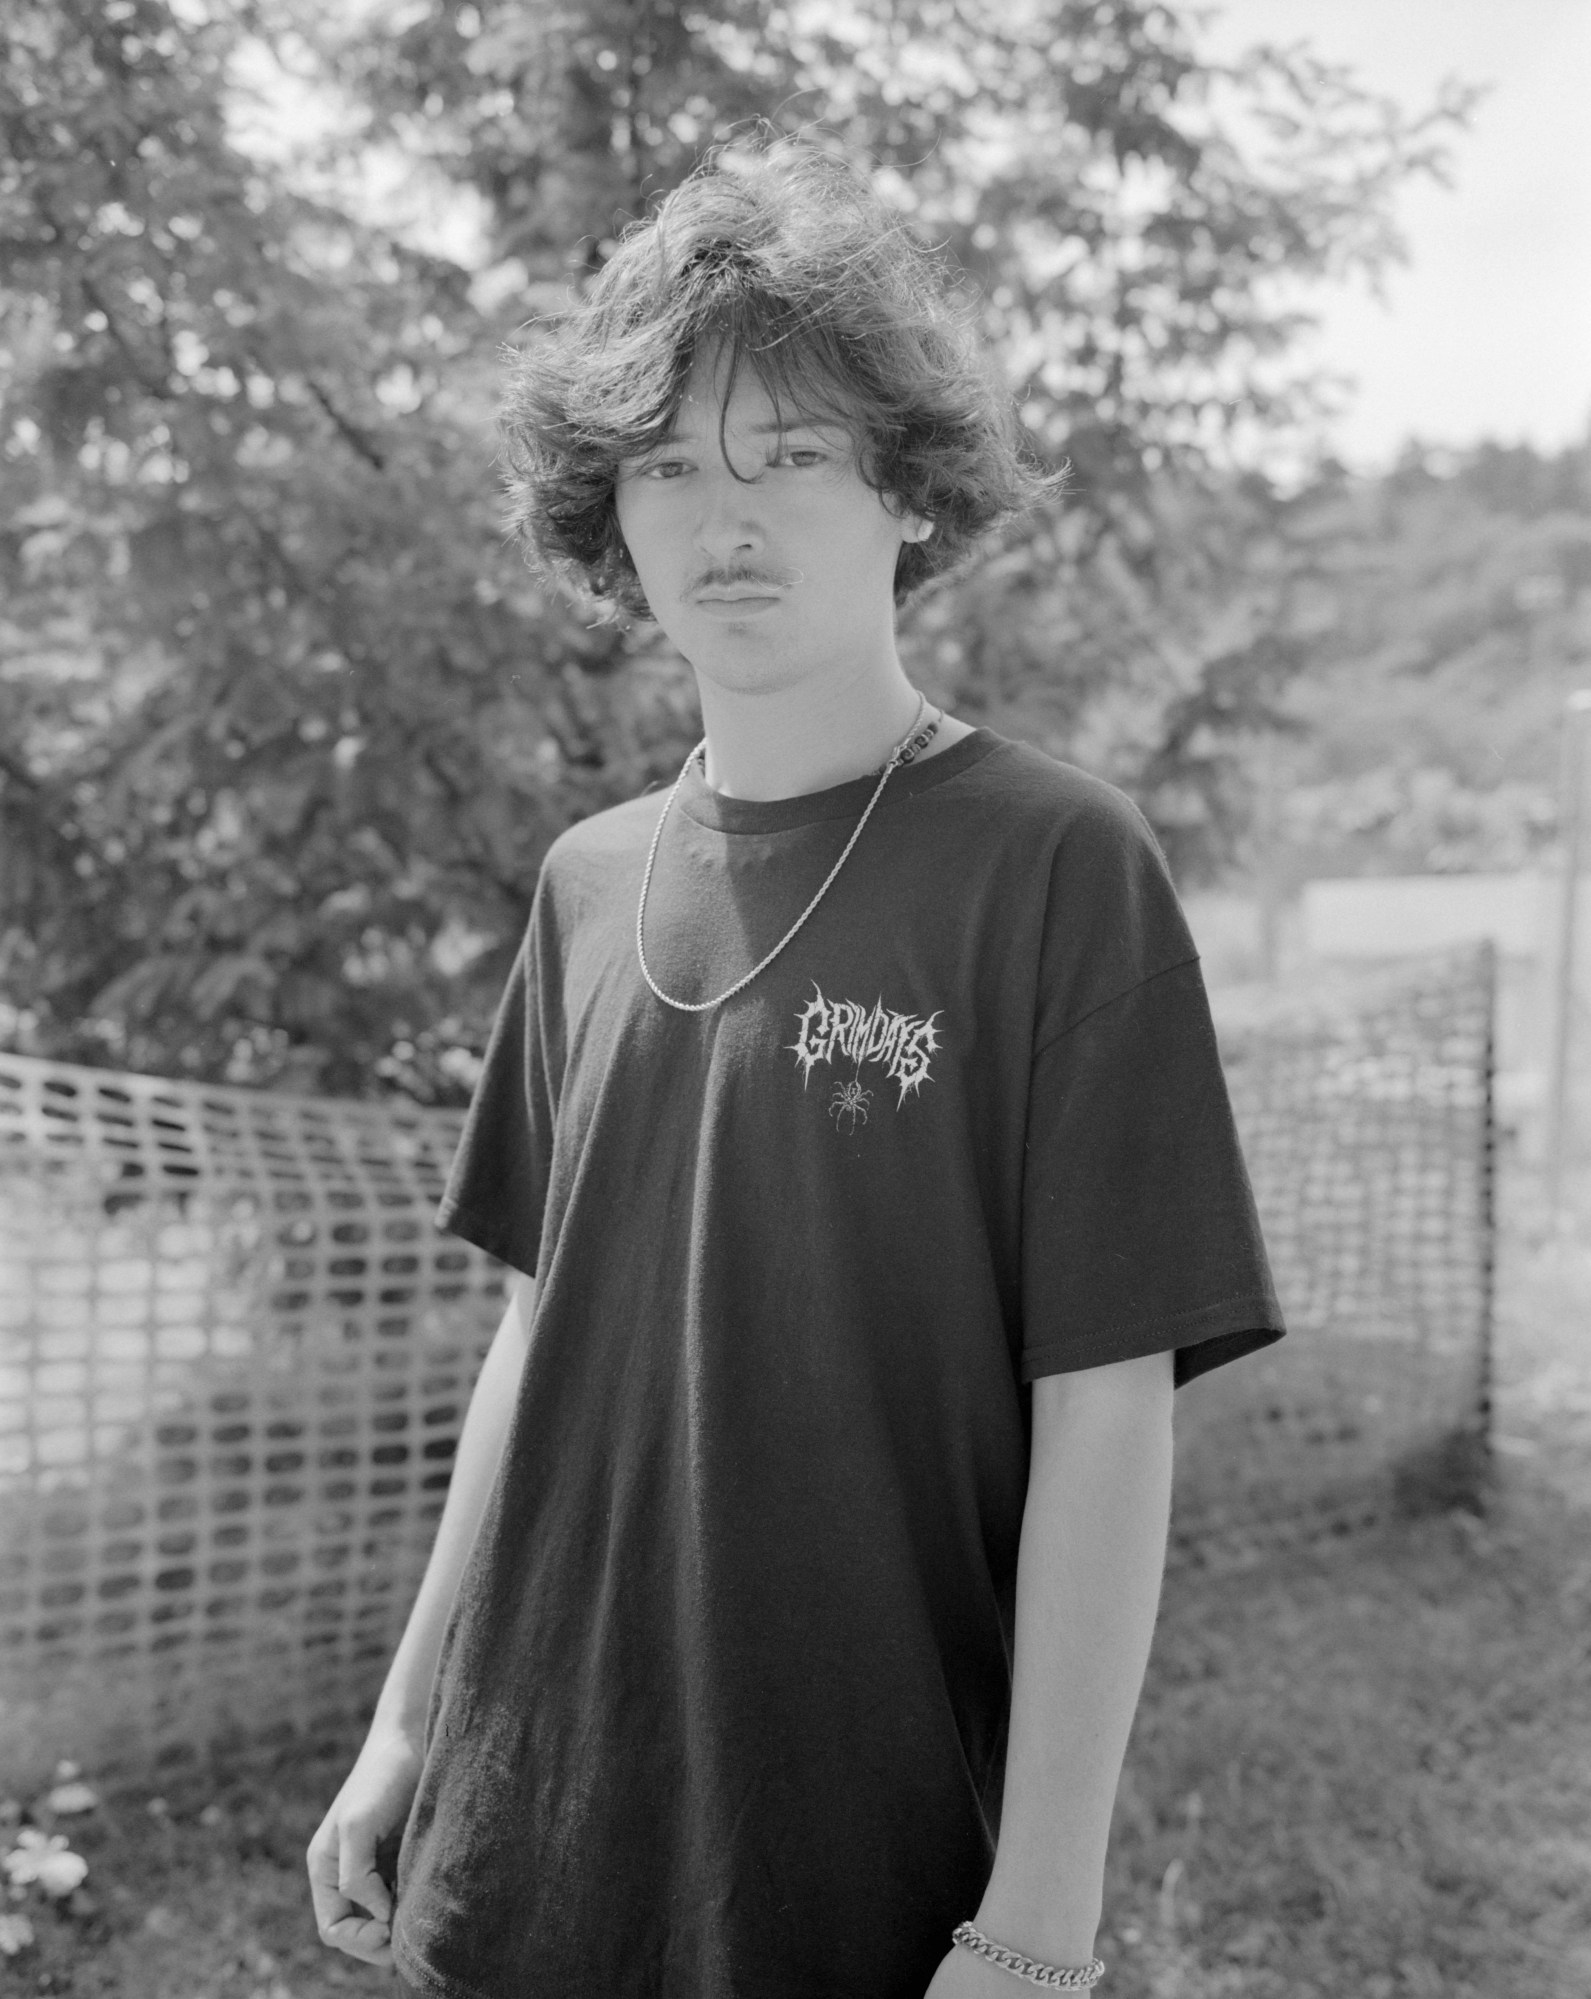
307;377;388;470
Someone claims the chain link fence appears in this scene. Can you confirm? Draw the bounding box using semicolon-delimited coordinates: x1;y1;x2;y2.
0;945;1494;1787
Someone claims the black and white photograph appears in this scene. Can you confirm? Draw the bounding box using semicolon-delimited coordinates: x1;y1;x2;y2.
1;3;1587;1995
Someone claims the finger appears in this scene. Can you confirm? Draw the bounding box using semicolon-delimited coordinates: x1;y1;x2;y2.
311;1812;395;1930
306;1836;352;1937
338;1859;393;1929
321;1908;395;1967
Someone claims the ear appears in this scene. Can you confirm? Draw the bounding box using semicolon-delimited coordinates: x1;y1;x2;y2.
902;518;934;544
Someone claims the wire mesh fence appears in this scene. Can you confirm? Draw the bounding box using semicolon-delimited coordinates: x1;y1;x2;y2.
0;944;1494;1787
1176;942;1495;1562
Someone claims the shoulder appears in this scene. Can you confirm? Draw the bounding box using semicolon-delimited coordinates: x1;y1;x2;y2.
947;738;1195;1041
535;786;668;906
509;786;670;961
946;733;1168;879
544;787;668;871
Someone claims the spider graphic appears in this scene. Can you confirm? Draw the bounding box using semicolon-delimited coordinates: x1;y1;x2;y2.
829;1077;872;1132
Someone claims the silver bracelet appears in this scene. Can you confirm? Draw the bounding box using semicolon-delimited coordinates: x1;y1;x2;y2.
952;1920;1106;1990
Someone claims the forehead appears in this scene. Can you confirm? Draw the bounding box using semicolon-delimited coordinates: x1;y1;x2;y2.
663;346;859;442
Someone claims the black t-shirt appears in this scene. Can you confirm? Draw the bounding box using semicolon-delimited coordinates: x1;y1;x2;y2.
392;729;1284;1999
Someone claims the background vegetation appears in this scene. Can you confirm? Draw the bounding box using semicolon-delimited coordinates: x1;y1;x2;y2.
2;0;1587;1101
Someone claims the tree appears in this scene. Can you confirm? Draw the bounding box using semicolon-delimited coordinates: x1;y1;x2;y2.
1;0;1468;1097
1252;437;1591;882
0;0;681;1096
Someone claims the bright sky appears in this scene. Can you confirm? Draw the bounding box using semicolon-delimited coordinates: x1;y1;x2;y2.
1202;0;1591;470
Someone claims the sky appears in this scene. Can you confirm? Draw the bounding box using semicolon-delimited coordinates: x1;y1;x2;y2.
1201;0;1591;470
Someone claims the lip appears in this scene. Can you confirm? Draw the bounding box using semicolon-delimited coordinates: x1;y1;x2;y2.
690;591;785;618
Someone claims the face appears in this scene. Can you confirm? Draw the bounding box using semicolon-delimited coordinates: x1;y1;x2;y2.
612;350;928;696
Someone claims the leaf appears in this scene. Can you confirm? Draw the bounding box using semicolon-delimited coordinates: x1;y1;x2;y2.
3;1831;89;1896
42;1782;99;1816
0;1911;35;1955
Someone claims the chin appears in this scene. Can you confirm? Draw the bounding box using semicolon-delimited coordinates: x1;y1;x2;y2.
684;636;807;696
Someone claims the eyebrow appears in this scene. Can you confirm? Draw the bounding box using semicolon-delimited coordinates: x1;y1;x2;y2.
747;418;851;435
649;415;853;445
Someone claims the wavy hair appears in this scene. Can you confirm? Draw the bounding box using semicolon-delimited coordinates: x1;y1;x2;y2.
500;140;1052;618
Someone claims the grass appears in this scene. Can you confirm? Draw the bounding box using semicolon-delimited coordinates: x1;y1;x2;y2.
5;1153;1588;1999
1094;1153;1591;1999
1101;1475;1591;1998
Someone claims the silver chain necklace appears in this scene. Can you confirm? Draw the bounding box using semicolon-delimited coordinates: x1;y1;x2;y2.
636;694;941;1015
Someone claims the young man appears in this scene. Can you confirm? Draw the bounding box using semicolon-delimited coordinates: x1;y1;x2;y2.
308;144;1285;1999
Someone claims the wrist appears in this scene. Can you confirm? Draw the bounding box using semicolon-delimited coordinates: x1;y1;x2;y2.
950;1920;1106;1992
972;1882;1100;1970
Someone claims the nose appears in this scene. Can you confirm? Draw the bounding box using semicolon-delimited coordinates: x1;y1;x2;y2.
691;461;766;563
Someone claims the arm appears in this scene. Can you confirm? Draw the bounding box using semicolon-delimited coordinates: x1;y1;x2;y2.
925;1347;1174;1996
306;1270;537;1967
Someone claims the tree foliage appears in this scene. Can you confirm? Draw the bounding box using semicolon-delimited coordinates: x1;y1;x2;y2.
1;0;663;1095
1257;439;1591;882
0;0;1467;1097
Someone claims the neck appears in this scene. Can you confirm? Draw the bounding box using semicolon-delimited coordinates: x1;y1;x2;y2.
696;662;925;801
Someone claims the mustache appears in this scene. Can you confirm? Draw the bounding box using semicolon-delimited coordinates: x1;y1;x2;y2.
688;565;803;594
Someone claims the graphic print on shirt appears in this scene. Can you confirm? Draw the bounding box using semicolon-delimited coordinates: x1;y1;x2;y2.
787;982;942;1127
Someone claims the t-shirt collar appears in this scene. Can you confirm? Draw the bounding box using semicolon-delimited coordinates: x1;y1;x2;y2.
675;727;1003;834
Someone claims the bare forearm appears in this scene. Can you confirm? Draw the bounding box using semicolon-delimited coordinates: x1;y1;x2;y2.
978;1350;1174;1964
371;1273;535;1739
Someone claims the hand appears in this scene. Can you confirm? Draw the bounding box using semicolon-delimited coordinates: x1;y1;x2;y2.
305;1723;424;1968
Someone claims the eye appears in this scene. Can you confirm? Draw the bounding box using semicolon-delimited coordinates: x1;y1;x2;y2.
777;447;829;468
639;457;690;480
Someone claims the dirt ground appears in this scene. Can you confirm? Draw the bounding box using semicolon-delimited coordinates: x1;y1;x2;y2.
4;1153;1589;1999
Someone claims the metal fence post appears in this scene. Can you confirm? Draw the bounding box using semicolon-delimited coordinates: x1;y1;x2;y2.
1545;689;1591;1219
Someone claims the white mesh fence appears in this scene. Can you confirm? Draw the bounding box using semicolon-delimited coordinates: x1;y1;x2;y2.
0;945;1493;1784
0;1065;501;1788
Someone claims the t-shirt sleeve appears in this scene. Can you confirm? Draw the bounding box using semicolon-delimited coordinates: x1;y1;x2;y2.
435;887;559;1279
1019;790;1286;1388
